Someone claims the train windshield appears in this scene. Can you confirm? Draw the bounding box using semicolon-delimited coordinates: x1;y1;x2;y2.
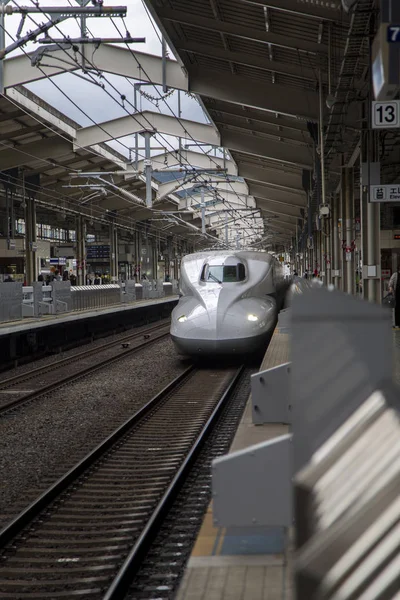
201;263;246;283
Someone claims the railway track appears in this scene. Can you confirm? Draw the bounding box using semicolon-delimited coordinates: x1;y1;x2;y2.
0;321;170;415
0;365;243;599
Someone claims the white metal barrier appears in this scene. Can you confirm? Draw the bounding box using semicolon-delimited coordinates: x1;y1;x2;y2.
212;285;398;599
1;278;177;322
22;286;34;317
70;284;121;311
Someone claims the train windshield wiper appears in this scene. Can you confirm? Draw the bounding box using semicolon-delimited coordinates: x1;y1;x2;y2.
208;273;222;284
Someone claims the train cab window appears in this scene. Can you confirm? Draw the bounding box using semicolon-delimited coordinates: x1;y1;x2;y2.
201;263;246;283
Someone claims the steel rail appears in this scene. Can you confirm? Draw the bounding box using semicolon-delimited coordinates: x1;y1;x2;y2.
0;366;195;548
0;366;244;599
104;366;244;600
0;321;170;415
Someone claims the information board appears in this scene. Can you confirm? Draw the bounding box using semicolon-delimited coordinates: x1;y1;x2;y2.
86;245;110;260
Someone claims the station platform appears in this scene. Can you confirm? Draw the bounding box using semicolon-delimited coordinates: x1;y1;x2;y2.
176;323;292;600
177;325;400;600
0;296;178;371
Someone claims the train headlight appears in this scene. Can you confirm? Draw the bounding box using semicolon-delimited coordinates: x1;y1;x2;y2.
247;314;259;322
178;315;187;322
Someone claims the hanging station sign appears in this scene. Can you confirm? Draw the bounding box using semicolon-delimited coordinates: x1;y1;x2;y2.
387;25;400;43
370;185;400;202
372;100;400;129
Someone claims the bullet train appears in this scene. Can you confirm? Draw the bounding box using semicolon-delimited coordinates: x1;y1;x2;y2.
170;250;287;356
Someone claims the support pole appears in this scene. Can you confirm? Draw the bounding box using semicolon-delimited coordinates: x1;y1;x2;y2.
326;211;332;286
110;221;118;282
201;187;206;234
339;177;346;292
332;194;340;288
225;211;229;246
178;90;182;166
321;224;327;284
318;69;327;208
161;36;167;94
143;131;153;209
344;167;355;294
366;145;381;302
134;85;139;171
80;12;86;70
23;174;37;285
76;216;86;286
0;1;11;93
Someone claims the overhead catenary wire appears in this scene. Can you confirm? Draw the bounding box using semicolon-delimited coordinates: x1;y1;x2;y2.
5;166;219;248
109;15;265;241
5;1;262;245
25;0;261;242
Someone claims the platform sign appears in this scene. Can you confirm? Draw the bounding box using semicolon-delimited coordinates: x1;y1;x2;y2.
387;25;400;43
372;100;400;129
370;184;400;202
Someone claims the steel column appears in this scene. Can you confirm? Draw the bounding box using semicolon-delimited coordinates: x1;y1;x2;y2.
0;1;11;93
23;176;37;285
319;70;327;207
201;187;206;235
343;167;355;295
367;132;381;303
339;179;345;292
110;221;118;282
321;226;326;284
76;215;86;286
143;132;153;209
326;214;332;286
332;194;340;288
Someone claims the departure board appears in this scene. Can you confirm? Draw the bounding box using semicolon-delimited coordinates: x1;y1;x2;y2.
86;245;110;259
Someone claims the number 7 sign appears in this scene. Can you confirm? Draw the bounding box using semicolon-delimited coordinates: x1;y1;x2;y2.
372;101;400;129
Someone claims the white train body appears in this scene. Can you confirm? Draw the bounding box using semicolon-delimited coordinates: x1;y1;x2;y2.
170;250;285;356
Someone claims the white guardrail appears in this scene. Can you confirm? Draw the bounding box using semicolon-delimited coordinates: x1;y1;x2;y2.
0;279;179;322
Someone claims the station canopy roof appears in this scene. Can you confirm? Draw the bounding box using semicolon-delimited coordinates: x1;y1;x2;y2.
0;0;379;250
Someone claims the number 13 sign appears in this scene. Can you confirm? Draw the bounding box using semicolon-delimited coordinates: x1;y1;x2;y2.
372;101;400;129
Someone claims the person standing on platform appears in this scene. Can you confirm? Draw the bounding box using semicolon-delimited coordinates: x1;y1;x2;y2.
389;266;400;329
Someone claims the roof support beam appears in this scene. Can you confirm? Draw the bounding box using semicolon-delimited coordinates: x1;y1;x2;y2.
178;189;256;209
239;0;343;21
189;69;320;121
221;131;313;169
157;9;328;55
207;102;309;133
236;161;303;192
3;46;189;90
127;149;238;178
157;178;249;202
263;212;298;225
178;41;321;83
74;111;220;151
248;183;306;208
265;219;296;231
215;120;311;146
257;201;303;218
0;137;71;170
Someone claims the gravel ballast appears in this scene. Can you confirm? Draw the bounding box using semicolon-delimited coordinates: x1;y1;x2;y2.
0;337;188;528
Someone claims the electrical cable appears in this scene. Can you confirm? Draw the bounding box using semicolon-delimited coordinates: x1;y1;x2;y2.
110;15;266;229
40;2;262;242
8;1;262;245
